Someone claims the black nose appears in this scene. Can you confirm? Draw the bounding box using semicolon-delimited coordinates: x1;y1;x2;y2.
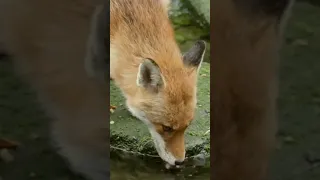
175;160;184;165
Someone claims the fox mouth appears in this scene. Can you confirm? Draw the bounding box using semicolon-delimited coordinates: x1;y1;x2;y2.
152;137;177;165
148;128;185;168
125;106;184;167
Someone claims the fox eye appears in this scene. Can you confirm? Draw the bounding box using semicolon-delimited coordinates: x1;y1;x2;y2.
162;125;173;132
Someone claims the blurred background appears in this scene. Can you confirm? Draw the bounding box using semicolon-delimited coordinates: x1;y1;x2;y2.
0;0;211;180
268;1;320;180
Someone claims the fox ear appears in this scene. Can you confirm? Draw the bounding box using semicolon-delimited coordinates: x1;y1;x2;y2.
137;59;164;93
183;40;206;71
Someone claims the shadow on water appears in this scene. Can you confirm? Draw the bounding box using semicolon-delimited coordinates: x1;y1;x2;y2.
110;0;211;179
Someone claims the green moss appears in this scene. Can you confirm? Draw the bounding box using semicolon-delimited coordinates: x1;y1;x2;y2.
169;0;211;63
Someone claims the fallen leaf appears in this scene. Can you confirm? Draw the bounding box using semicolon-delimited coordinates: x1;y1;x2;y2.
110;105;117;113
0;138;19;149
204;130;210;135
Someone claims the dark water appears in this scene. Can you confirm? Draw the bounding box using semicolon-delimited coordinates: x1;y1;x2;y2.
110;150;210;180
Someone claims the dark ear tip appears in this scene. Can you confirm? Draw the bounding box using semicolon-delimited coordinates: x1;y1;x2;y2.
195;40;206;50
142;58;152;63
142;58;159;68
142;58;153;65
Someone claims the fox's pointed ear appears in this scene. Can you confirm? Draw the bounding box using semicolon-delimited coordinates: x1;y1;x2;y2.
136;59;164;93
183;40;206;71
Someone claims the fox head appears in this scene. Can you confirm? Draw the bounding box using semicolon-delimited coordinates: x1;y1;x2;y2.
126;41;206;166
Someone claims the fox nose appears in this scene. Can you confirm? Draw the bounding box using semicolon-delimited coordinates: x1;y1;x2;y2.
174;160;184;165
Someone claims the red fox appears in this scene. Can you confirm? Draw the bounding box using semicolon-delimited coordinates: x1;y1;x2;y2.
0;0;206;178
0;0;109;179
211;0;294;179
110;0;206;167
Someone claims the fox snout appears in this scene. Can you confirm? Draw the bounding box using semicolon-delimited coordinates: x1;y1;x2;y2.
126;103;189;166
148;126;187;166
165;130;186;164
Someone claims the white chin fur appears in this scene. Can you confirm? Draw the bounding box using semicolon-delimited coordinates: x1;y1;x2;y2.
126;105;177;165
149;127;176;166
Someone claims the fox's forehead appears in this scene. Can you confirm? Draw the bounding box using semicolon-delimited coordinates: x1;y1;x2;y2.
164;89;195;106
163;104;195;129
141;91;196;130
161;88;196;127
163;76;196;103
